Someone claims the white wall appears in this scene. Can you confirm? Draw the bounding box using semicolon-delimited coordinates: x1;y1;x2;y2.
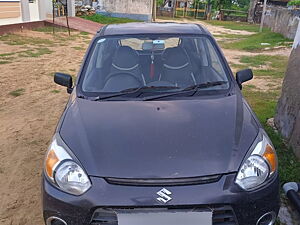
0;17;22;26
293;18;300;49
0;0;54;25
101;0;152;15
29;0;40;21
97;0;153;21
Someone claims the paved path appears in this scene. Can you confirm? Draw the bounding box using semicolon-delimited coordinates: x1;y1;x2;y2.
46;17;103;34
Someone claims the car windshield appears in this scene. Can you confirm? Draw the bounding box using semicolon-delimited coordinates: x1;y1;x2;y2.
81;35;230;95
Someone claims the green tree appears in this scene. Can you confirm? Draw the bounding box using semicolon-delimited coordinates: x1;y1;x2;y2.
210;0;249;10
157;0;166;7
234;0;250;9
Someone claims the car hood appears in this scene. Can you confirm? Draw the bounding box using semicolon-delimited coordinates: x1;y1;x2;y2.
60;93;259;178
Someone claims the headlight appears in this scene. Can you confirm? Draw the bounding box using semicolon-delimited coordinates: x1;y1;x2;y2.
235;129;278;191
44;134;91;195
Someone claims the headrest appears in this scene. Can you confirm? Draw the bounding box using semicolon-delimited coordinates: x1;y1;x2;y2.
162;47;189;70
112;46;139;70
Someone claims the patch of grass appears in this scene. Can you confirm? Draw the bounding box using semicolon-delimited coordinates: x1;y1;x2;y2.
9;88;25;97
51;90;60;93
240;55;270;67
0;52;15;57
244;84;256;89
55;33;81;43
0;56;14;61
267;126;300;185
204;20;264;32
80;31;90;35
239;55;288;78
0;60;11;64
81;35;92;40
231;61;286;78
0;52;15;64
18;48;53;58
266;83;276;87
240;55;288;68
230;63;247;71
80;31;91;39
72;46;85;51
254;69;286;78
0;34;53;46
242;87;300;185
33;26;69;33
214;33;247;39
243;88;280;122
81;14;141;24
221;30;291;51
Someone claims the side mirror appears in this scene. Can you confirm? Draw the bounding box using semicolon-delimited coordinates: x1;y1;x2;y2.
236;69;253;89
54;72;73;94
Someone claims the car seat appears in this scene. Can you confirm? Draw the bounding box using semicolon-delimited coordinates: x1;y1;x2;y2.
109;46;146;85
161;47;196;87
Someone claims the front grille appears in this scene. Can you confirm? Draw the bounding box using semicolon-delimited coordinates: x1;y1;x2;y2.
91;209;118;225
212;206;237;225
90;206;237;225
104;175;221;186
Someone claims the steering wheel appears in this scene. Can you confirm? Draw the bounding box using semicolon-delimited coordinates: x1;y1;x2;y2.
103;72;143;92
104;72;142;85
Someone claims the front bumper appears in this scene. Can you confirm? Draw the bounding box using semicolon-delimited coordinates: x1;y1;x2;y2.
42;173;280;225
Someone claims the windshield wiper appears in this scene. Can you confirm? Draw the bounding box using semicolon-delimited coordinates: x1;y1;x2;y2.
93;86;180;101
92;82;227;101
141;81;228;101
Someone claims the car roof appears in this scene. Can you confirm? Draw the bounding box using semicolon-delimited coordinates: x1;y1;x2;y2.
98;22;211;37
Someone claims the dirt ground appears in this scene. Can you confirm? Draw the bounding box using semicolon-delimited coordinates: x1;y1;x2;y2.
0;23;292;225
0;30;91;225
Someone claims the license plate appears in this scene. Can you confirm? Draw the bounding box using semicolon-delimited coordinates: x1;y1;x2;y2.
117;211;212;225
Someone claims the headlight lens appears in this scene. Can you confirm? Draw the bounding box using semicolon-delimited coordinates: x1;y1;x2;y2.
55;160;91;195
235;130;277;191
44;134;91;195
236;155;269;190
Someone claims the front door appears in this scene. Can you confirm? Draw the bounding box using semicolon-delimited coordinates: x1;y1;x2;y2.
29;0;39;21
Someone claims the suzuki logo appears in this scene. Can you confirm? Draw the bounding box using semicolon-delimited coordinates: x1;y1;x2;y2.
156;188;172;204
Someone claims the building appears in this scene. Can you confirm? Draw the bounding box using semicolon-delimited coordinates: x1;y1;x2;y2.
96;0;153;21
1;0;43;25
176;0;194;8
0;0;75;26
0;0;152;27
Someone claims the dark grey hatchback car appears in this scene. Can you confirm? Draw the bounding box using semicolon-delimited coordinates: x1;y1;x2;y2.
42;23;280;225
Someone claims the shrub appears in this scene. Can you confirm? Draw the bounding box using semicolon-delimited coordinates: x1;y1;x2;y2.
288;0;300;6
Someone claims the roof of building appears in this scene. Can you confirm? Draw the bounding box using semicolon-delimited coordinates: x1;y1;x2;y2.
98;22;211;36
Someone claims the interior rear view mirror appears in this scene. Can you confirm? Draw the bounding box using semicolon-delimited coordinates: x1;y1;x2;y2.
54;72;73;94
236;69;253;89
142;40;165;51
